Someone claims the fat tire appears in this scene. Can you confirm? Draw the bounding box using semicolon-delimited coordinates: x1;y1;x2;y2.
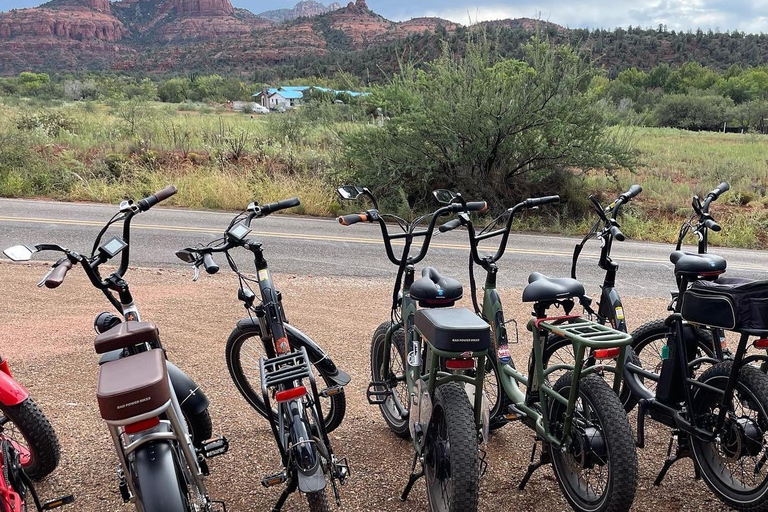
550;373;638;512
691;362;768;512
370;321;410;438
184;409;212;448
226;323;346;433
425;382;480;512
134;441;188;512
305;489;332;512
0;397;60;480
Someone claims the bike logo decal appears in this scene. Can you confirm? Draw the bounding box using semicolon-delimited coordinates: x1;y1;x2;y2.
258;269;270;282
116;396;151;410
615;307;625;321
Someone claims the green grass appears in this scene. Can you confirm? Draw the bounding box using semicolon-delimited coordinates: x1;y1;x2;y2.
1;100;768;248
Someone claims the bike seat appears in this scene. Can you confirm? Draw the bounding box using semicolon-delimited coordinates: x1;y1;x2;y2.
522;272;585;303
670;251;726;279
97;349;171;422
410;267;463;308
415;307;490;352
94;321;160;355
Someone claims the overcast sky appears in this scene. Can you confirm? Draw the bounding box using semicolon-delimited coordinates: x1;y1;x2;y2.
2;0;767;33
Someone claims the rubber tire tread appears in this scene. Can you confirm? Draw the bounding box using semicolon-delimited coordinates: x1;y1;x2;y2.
370;321;410;439
427;382;479;512
184;409;212;448
226;323;346;433
306;489;332;512
692;362;768;512
0;397;60;480
551;373;638;512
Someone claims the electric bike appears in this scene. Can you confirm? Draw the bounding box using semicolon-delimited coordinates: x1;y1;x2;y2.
4;186;228;512
176;197;350;512
441;191;638;512
337;186;490;512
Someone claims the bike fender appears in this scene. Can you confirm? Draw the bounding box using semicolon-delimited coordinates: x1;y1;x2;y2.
297;463;326;494
236;318;351;387
0;371;28;406
167;362;210;416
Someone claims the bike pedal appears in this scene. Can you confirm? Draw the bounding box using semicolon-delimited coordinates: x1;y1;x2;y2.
505;404;525;421
333;456;350;483
366;381;390;405
210;500;227;512
117;469;130;503
262;470;287;488
41;496;75;510
201;436;229;459
320;385;344;398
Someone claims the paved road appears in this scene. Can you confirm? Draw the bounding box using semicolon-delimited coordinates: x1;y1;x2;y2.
1;197;767;297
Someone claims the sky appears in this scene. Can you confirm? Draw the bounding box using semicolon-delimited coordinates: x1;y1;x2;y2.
2;0;767;34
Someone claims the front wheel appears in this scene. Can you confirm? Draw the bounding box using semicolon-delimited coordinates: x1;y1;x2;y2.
370;321;410;438
226;324;347;433
549;373;638;512
424;382;480;512
691;362;768;511
0;397;60;480
306;489;332;512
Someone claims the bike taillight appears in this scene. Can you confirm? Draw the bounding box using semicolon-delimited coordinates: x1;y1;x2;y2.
754;339;768;349
275;386;306;403
594;348;620;359
125;417;160;434
445;358;475;370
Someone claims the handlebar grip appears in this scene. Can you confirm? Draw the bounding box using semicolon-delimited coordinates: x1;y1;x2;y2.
704;218;722;232
710;182;730;200
525;195;560;208
260;197;301;216
137;185;178;212
439;218;462;233
621;184;643;200
202;253;219;275
44;259;72;289
465;201;488;212
610;225;626;242
338;213;368;226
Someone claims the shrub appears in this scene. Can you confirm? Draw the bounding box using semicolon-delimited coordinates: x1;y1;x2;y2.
16;110;76;137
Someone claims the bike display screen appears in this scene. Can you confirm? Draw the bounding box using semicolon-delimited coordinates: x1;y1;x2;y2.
100;236;128;258
228;223;252;241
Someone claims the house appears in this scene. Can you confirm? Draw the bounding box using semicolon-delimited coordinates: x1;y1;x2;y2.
253;87;304;109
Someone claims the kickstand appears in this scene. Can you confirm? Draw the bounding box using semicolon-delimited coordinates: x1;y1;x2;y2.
519;438;550;491
654;431;693;486
270;478;297;512
401;452;424;502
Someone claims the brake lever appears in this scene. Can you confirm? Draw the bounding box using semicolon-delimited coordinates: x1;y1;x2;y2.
192;264;200;282
37;268;55;288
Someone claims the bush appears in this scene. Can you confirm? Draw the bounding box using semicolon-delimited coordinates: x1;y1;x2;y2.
16;110;76;137
655;94;734;131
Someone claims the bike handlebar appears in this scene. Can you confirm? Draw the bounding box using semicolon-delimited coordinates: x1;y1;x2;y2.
621;184;643;201
610;225;625;242
202;253;220;274
137;185;177;212
338;213;368;226
524;196;560;208
709;181;730;201
259;197;300;216
44;259;72;289
704;218;722;232
439;218;463;233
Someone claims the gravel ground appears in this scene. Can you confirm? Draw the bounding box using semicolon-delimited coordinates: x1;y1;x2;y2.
0;261;740;512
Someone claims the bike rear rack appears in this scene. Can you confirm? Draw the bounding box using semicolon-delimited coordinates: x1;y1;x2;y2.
536;317;633;348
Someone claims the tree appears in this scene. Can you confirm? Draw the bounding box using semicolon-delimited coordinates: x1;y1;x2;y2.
655;94;734;131
343;38;636;210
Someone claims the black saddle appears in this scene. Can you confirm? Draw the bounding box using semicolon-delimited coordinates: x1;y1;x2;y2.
522;272;585;303
415;307;490;352
410;267;463;308
670;251;726;279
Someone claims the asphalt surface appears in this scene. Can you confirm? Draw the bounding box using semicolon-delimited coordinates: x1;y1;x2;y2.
1;197;767;297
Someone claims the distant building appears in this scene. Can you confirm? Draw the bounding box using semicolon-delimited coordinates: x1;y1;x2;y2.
253;85;370;109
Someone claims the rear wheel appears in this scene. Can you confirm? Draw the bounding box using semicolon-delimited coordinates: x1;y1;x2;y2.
226;324;346;433
134;441;188;512
691;362;768;511
0;398;60;480
370;321;410;438
478;353;512;431
306;489;332;512
183;409;212;448
550;373;638;512
424;382;479;512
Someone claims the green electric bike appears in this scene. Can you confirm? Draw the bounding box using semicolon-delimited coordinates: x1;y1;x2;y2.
439;191;639;512
337;186;490;512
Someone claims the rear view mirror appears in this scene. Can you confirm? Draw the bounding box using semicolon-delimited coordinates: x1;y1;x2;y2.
3;245;35;262
175;249;196;264
433;189;457;204
337;186;364;201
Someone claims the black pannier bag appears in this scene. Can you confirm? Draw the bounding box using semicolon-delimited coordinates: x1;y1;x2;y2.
680;279;768;331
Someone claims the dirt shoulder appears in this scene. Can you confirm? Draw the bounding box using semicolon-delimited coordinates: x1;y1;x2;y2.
0;262;730;511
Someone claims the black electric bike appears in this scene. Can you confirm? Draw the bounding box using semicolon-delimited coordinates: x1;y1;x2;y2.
176;197;350;512
4;187;227;512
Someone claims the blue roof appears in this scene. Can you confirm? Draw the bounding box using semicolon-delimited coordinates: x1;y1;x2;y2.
253;85;370;99
282;86;310;91
273;90;304;99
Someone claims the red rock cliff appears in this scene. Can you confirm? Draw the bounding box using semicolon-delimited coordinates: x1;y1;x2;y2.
0;8;127;42
167;0;235;17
